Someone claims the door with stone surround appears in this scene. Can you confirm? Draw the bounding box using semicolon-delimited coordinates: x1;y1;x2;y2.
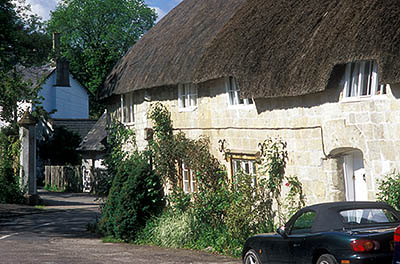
343;150;368;201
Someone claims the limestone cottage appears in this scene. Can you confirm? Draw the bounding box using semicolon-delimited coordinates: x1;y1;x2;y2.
98;0;400;204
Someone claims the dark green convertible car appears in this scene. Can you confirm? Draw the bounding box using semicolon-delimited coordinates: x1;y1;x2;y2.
242;201;400;264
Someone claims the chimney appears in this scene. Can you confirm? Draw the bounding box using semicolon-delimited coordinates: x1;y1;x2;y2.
53;32;70;87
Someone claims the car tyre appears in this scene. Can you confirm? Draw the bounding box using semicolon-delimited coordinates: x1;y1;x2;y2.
316;254;338;264
244;249;261;264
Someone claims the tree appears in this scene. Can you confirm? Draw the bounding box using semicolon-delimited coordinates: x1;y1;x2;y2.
0;0;51;126
47;0;157;118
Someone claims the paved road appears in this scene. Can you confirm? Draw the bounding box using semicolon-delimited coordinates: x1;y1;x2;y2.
0;190;240;264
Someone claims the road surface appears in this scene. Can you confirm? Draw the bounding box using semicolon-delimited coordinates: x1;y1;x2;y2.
0;190;240;264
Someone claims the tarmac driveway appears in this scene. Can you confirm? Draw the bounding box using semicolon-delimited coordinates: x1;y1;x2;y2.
0;190;240;264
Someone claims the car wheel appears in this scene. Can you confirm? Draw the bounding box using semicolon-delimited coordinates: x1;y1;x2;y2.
244;249;261;264
316;254;338;264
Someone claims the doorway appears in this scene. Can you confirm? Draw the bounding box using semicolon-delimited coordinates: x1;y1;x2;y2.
343;150;368;201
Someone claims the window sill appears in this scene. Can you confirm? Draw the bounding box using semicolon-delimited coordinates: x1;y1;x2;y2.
122;122;135;127
178;106;198;112
227;104;255;110
340;94;388;103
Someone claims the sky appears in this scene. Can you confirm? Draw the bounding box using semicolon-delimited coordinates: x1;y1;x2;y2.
24;0;182;22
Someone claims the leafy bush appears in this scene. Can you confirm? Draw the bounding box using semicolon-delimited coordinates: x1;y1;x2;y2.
99;152;164;241
136;210;194;248
0;126;24;204
377;171;400;210
99;121;135;196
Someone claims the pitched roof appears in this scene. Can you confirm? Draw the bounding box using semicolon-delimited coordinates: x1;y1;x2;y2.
17;63;55;88
77;113;107;152
99;0;246;99
194;0;400;98
53;119;97;140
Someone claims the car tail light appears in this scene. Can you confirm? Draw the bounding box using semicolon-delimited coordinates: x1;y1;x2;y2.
350;239;379;252
394;226;400;242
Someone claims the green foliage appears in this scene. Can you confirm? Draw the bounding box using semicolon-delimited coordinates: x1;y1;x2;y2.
47;0;156;118
148;102;177;186
136;211;194;248
377;171;400;210
0;0;51;126
99;121;135;196
0;126;24;204
99;152;164;242
100;103;305;257
167;188;192;214
258;138;306;225
0;0;51;71
38;126;82;166
284;175;306;218
148;103;224;191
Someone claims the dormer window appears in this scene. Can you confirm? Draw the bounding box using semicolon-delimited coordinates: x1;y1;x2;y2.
344;61;387;98
226;77;253;106
178;83;198;111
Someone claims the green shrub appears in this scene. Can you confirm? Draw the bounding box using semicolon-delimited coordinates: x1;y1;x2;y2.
100;121;135;196
377;171;400;210
136;210;194;248
0;126;24;204
99;152;164;241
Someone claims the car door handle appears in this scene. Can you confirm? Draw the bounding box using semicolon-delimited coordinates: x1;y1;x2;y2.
293;243;301;247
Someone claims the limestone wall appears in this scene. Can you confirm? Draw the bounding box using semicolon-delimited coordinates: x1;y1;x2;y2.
107;79;400;205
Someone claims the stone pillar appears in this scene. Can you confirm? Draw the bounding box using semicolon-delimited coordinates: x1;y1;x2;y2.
18;111;39;205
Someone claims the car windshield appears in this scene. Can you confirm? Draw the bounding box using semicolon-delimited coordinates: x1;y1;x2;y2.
340;208;399;225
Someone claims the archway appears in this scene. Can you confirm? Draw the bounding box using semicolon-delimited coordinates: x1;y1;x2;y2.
329;148;367;201
342;150;367;201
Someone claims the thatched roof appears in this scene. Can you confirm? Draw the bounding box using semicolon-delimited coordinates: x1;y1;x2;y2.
194;0;400;98
99;0;245;99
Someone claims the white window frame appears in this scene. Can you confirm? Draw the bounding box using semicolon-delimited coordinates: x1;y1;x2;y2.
232;158;257;187
343;61;387;101
225;77;254;107
178;83;198;111
121;92;134;124
182;162;196;193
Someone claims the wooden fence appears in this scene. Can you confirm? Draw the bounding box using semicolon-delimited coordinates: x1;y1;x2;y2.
44;165;83;192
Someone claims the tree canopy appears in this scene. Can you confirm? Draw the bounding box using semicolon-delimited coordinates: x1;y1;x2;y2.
47;0;157;118
0;0;51;125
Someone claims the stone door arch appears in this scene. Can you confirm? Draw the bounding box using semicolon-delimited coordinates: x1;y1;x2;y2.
330;148;367;201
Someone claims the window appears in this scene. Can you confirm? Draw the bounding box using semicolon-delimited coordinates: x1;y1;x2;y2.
344;61;387;98
232;158;257;187
340;208;399;225
181;162;197;193
225;77;253;106
290;211;316;234
178;83;198;110
121;92;134;124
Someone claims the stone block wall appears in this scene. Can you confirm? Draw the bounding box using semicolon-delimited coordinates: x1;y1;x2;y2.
107;79;400;205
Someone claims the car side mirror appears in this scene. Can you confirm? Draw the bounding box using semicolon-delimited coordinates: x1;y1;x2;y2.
277;226;288;239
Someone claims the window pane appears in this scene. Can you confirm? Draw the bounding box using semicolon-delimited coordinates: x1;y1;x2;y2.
183;169;189;193
190;172;196;193
345;61;387;98
340;209;399;224
291;211;316;234
351;62;359;97
361;61;370;96
122;94;130;123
